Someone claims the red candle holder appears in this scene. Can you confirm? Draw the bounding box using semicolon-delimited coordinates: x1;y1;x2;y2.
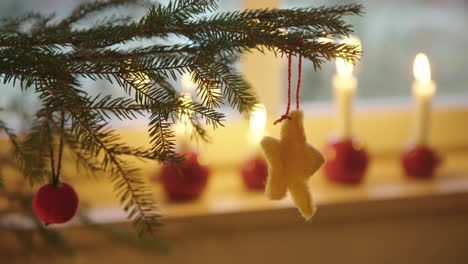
156;152;210;202
323;138;369;184
240;154;268;190
401;144;441;179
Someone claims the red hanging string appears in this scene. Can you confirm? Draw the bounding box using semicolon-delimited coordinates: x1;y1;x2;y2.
296;51;302;110
273;52;293;125
274;43;303;125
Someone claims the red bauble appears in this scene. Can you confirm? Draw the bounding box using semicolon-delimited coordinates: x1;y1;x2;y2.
401;144;441;179
323;138;369;184
159;153;209;202
240;155;268;190
32;182;79;224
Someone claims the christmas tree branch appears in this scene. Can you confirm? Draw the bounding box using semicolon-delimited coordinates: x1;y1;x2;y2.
0;0;363;238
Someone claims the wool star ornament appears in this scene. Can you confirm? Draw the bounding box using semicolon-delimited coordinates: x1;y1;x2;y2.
261;110;325;220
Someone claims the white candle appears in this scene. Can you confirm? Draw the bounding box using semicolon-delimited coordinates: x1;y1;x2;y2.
247;103;267;146
412;53;436;145
333;59;357;140
332;37;361;140
332;36;361;140
174;93;193;153
174;73;197;151
174;93;193;136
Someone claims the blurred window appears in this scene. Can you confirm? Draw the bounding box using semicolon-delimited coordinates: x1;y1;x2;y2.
283;0;468;103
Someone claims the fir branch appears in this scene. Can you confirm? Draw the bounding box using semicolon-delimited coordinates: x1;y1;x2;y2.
0;13;43;33
0;0;363;239
56;0;141;29
0;119;20;154
35;75;162;237
61;128;108;180
0;116;50;185
190;62;256;112
69;111;162;237
19;121;50;184
70;54;196;79
69;44;201;62
148;112;176;161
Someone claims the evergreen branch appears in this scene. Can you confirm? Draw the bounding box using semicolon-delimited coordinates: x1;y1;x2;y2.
69;112;161;237
168;0;218;21
148;112;176;161
64;135;108;180
191;62;256;112
69;44;201;62
56;0;141;29
70;54;195;79
0;119;20;155
189;118;210;142
0;120;22;188
0;0;363;239
0;109;53;185
84;94;224;127
18;114;51;184
190;67;223;109
0;13;43;33
32;75;162;237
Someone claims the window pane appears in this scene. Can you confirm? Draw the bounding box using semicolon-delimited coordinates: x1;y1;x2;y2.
283;0;468;102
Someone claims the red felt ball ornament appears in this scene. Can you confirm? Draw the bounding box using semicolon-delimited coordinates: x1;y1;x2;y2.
32;182;79;224
159;153;209;202
401;145;441;179
240;155;268;190
323;138;369;184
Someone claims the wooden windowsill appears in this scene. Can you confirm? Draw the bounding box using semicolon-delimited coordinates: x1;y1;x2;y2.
68;150;468;225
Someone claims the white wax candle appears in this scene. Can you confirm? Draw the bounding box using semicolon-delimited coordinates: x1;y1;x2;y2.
247;103;267;147
174;92;194;152
333;58;357;140
412;53;436;145
173;73;198;151
332;36;361;140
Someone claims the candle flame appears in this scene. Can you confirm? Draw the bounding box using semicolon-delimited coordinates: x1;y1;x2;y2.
131;72;151;87
174;93;194;137
412;53;436;96
335;36;361;77
178;93;193;117
248;104;266;145
413;53;431;82
125;60;151;88
336;58;353;77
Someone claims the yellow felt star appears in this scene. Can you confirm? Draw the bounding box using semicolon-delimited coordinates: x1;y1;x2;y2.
260;110;325;220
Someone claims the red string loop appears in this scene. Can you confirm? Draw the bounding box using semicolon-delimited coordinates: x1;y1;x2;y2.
274;41;303;125
273;114;291;125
